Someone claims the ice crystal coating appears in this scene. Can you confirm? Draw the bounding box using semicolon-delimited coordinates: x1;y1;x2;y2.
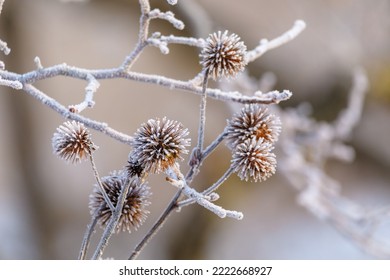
231;137;276;182
200;30;247;80
52;120;96;163
226;105;281;149
89;171;151;233
129;117;191;174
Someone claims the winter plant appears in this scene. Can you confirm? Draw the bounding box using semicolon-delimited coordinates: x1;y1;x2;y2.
1;0;389;259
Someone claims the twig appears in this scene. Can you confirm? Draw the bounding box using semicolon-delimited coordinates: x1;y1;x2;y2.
160;35;204;47
178;165;235;208
196;68;209;154
121;0;151;71
78;206;102;260
0;77;22;89
22;84;133;145
148;9;184;30
166;164;243;220
89;153;115;212
69;74;99;113
245;20;306;63
334;67;368;140
1;64;292;104
34;56;43;70
92;178;132;260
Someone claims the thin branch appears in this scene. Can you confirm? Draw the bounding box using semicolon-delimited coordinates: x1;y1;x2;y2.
121;0;151;71
22;84;133;145
148;9;184;30
89;153;115;212
160;35;204;47
166;164;243;220
0;76;22;89
196;69;209;154
1;65;292;105
69;74;99;113
245;20;306;63
178;165;235;208
334;67;369;140
92;178;132;260
78;206;102;260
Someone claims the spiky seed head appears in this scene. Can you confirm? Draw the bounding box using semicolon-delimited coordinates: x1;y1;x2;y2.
200;30;247;80
226;105;281;150
89;171;151;233
52;120;96;163
130;117;191;174
231;137;276;182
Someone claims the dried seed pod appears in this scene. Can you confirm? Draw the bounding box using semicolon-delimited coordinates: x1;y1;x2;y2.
130;117;191;174
200;30;247;80
89;171;151;233
52;120;97;163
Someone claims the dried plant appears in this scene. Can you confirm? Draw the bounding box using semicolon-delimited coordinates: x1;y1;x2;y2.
1;0;389;260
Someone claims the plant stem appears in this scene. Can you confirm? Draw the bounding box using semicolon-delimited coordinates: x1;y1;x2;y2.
78;206;102;260
89;153;115;212
196;68;209;153
92;179;132;260
178;165;235;208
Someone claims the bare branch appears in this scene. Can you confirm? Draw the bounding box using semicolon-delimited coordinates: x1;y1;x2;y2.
160;34;204;47
334;67;369;140
92;178;132;260
148;9;184;30
121;0;151;71
245;20;306;63
166;164;243;220
69;74;99;113
22;84;133;145
0;76;22;89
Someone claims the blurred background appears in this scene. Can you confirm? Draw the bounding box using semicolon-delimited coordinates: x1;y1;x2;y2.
0;0;389;259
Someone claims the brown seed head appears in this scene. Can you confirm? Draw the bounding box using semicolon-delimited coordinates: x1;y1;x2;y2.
52;120;96;163
226;105;281;149
231;137;276;182
89;171;151;233
200;30;247;80
130;117;191;174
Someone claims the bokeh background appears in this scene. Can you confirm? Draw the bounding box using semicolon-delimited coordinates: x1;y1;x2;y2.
0;0;389;259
